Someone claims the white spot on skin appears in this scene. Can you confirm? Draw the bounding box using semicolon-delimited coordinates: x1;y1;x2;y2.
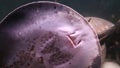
105;26;109;29
98;30;101;34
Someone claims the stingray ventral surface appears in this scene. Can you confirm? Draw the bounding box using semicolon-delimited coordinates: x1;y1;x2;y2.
0;1;101;68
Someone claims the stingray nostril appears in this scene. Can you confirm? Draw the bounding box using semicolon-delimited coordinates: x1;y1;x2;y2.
66;31;82;48
76;39;82;45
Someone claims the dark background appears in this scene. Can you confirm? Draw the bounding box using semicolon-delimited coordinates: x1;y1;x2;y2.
0;0;120;64
0;0;120;23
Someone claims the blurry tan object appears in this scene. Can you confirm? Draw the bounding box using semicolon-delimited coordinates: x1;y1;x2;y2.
101;61;120;68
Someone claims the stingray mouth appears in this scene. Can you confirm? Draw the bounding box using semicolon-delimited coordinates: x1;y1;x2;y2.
66;31;82;48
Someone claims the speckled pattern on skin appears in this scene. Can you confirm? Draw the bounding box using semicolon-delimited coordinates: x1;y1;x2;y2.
0;1;101;68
